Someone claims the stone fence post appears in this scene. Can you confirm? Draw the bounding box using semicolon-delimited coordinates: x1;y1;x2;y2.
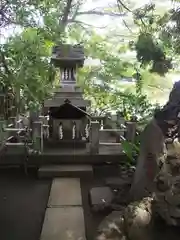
9;116;16;126
89;121;99;154
126;118;137;143
32;121;43;152
116;111;125;142
29;110;40;139
116;111;125;127
29;110;40;126
0;120;5;143
103;113;111;129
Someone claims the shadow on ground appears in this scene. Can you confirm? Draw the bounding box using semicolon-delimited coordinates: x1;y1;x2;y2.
0;168;51;240
81;164;180;240
0;165;180;240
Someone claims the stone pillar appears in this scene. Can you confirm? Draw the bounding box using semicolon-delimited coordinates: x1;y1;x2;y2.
29;110;40;125
9;116;16;127
104;113;111;129
89;121;99;154
117;111;125;127
32;121;43;152
126;120;136;143
116;111;125;142
0;120;5;143
29;110;40;138
61;67;76;86
75;120;81;139
0;95;5;120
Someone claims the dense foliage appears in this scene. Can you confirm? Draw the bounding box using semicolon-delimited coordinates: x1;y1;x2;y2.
0;0;179;120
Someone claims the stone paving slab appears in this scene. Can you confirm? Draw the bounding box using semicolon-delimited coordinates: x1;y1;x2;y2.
40;207;86;240
48;178;82;207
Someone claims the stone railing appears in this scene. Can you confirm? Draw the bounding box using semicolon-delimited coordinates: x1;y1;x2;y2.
0;113;44;154
0;111;137;155
88;115;137;154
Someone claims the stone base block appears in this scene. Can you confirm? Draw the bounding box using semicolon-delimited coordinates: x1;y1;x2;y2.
89;186;113;212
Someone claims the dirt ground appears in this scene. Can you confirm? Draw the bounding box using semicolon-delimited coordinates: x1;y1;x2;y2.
0;168;51;240
82;164;180;240
81;164;124;240
0;165;119;240
0;165;180;240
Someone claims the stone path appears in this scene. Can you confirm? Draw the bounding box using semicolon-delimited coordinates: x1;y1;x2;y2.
40;178;86;240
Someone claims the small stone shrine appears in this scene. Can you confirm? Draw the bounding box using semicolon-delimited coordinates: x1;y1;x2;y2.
43;44;91;146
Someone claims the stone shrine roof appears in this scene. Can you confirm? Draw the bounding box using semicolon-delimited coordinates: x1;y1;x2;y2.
49;100;90;119
51;44;85;67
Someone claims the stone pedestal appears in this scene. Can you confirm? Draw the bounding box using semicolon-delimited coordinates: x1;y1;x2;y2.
44;86;90;108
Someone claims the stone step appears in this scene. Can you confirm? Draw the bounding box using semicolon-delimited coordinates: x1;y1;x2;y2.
40;178;86;240
38;164;93;179
44;139;87;149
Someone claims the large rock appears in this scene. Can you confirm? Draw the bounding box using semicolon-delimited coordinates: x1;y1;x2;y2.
124;197;153;240
94;197;153;240
153;139;180;226
95;211;126;240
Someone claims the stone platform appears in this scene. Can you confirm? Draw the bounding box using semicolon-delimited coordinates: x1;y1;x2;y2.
0;148;128;165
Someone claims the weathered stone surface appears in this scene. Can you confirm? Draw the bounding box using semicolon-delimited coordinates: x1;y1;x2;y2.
105;177;131;188
129;118;167;202
40;207;86;240
105;175;132;206
95;197;153;240
165;191;180;205
48;178;82;207
153;139;180;226
89;187;114;212
168;206;180;218
124;197;153;240
95;211;126;240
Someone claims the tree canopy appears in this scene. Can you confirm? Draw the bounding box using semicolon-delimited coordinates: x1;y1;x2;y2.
0;0;179;119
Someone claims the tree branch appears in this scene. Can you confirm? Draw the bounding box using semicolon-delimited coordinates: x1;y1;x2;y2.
76;10;126;17
122;19;133;33
60;0;73;31
70;1;82;22
117;0;132;12
68;19;107;28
